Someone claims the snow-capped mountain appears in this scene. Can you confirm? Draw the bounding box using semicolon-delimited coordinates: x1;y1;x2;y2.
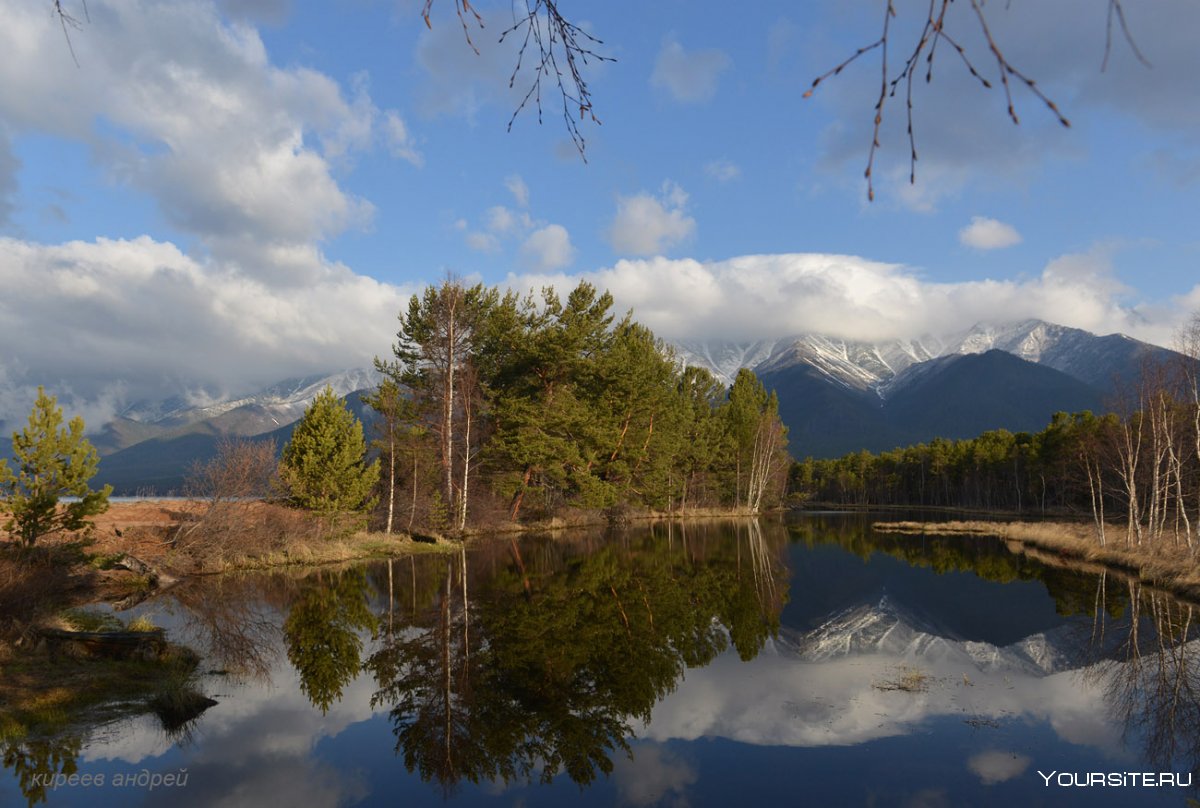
118;368;378;431
788;597;1079;676
675;319;1170;400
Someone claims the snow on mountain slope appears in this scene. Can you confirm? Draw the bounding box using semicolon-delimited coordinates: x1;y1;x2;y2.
675;319;1162;400
119;368;378;431
673;340;779;387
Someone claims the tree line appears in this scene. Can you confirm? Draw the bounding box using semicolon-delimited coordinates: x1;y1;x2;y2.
362;278;789;533
793;320;1200;551
0;279;790;547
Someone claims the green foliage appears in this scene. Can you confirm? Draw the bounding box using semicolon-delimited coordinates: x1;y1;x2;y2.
374;278;795;526
284;570;378;714
0;388;111;547
280;386;379;517
794;409;1122;513
367;523;788;790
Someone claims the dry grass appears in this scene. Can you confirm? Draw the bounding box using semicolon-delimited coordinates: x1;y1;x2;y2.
0;642;202;741
874;666;931;693
874;519;1200;602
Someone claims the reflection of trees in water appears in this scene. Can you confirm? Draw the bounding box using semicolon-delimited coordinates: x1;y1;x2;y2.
794;515;1133;619
168;576;283;681
2;735;82;807
284;569;379;714
798;513;1200;782
1085;579;1200;785
367;521;790;792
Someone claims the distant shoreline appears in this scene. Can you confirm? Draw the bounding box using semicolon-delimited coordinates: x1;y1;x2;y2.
874;519;1200;605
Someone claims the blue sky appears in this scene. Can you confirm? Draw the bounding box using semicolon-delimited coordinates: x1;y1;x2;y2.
1;0;1198;421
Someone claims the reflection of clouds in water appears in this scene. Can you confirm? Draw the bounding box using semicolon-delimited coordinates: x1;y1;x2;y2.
640;636;1123;755
903;788;951;808
145;755;367;808
80;653;383;807
613;746;697;807
967;750;1031;784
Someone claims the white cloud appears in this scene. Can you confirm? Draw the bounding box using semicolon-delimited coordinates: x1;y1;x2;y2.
484;205;531;236
959;216;1023;250
0;0;419;284
704;159;742;182
612;746;697;806
651;37;731;104
0;130;18;228
608;181;696;256
465;231;500;253
505;174;530;207
383;111;423;167
506;248;1183;347
413;9;521;121
520;224;575;271
0;235;411;428
217;0;291;25
967;750;1032;785
813;0;1200;204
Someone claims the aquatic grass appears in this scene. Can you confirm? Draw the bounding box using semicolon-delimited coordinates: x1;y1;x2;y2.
126;615;157;633
0;642;204;739
58;608;123;633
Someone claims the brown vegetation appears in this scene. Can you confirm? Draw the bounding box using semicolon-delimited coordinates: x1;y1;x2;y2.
874;519;1200;602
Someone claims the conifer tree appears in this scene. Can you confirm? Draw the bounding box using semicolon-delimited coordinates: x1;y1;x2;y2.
0;387;111;547
280;386;379;518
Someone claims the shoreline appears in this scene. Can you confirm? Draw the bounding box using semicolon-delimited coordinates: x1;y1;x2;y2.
23;500;780;579
873;519;1200;604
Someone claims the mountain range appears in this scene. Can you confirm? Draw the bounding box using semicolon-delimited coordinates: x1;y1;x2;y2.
678;318;1179;458
0;319;1182;494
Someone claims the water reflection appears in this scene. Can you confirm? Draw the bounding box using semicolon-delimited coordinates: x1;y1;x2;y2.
5;516;1200;806
366;520;788;793
1085;579;1200;785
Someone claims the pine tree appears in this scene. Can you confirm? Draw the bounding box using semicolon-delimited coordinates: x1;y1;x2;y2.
0;387;112;547
280;386;379;518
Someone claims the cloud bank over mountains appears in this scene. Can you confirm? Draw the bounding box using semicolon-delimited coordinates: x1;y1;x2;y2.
1;0;1197;430
4;229;1190;430
512;248;1193;346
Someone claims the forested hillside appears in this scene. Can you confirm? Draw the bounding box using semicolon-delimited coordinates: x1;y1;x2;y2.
794;349;1200;550
369;279;791;530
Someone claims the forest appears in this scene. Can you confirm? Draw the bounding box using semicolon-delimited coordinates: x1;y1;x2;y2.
365;279;791;532
793;348;1200;551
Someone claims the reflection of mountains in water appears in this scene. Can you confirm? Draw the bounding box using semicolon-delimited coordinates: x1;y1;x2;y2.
777;596;1116;677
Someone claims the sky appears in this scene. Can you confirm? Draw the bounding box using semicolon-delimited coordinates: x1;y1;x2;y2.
1;0;1199;425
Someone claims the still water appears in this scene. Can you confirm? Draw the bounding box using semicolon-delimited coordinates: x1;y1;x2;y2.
4;515;1198;806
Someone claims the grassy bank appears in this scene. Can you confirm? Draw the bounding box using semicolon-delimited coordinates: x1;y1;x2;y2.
874;519;1200;602
75;500;776;576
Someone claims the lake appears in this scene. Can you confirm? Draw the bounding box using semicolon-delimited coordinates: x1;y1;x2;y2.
4;514;1197;806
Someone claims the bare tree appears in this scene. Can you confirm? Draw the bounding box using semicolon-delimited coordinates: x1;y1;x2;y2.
801;0;1148;200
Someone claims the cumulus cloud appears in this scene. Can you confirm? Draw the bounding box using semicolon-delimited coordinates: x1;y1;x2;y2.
704;159;742;182
506;248;1181;347
462;184;575;267
505;174;530;207
413;9;522;121
612;746;697;807
0;131;18;228
383;111;423;167
0;235;410;428
651;37;731;103
217;0;291;25
520;224;575;271
959;216;1023;250
0;0;418;283
608;181;696;256
812;0;1200;204
967;750;1032;785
